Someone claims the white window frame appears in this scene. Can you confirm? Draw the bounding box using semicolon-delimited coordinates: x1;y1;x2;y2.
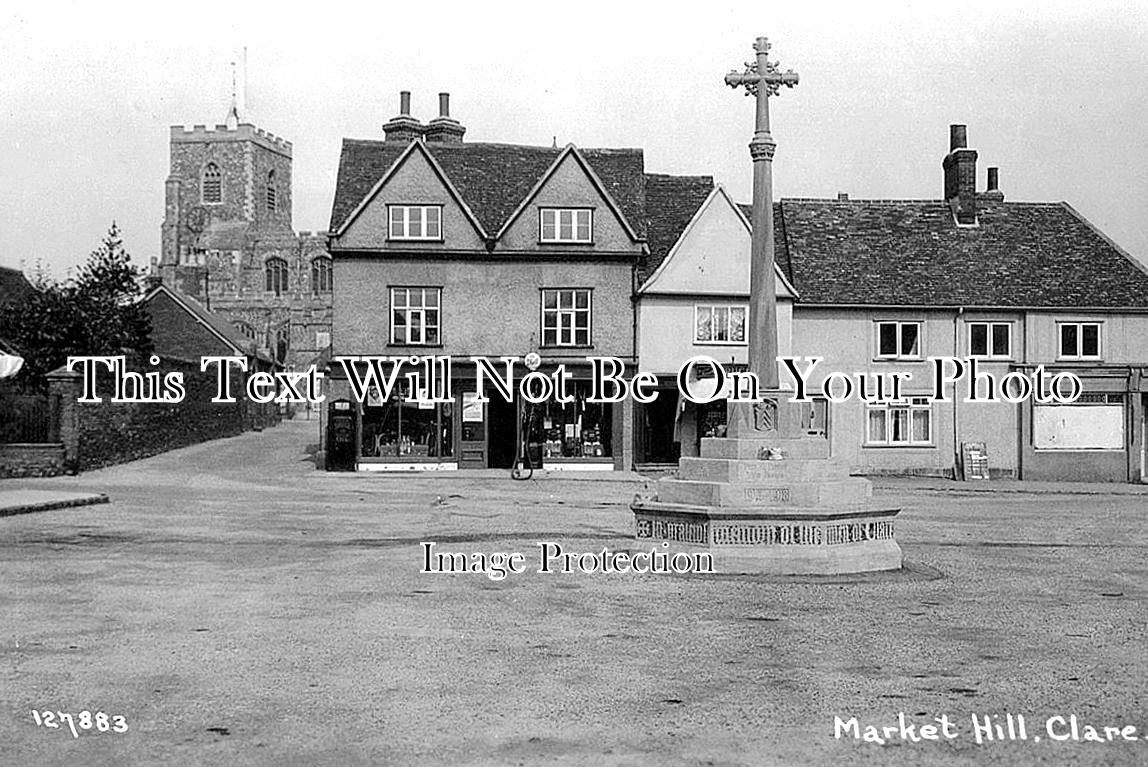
388;205;443;241
541;288;591;347
968;321;1012;359
1057;322;1102;360
875;320;923;360
390;287;442;346
539;208;593;243
694;304;748;345
865;397;933;447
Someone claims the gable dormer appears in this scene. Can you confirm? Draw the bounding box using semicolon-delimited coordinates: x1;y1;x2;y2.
496;146;644;255
333;141;486;252
642;185;796;299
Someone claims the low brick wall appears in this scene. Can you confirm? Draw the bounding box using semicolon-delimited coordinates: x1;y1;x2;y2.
0;443;67;478
2;356;283;476
75;357;251;472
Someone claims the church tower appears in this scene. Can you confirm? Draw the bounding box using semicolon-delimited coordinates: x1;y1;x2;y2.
160;121;294;280
156;101;333;373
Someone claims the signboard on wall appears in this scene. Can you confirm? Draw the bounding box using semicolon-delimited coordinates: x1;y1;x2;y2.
1033;405;1124;450
462;392;483;423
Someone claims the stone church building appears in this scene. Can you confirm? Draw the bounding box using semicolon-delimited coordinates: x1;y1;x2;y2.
155;113;332;371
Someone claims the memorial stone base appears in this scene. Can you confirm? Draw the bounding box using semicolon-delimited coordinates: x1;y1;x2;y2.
631;401;903;575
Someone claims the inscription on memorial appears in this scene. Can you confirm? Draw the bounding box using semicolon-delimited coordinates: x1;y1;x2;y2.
744;487;792;504
825;520;895;545
635;517;709;544
712;524;823;546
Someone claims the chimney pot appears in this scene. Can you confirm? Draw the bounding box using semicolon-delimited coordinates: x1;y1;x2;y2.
987;167;999;191
439;93;450;118
400;91;411;116
949;124;967;151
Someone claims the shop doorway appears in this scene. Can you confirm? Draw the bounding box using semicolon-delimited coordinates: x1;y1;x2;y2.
639;393;680;464
487;394;518;469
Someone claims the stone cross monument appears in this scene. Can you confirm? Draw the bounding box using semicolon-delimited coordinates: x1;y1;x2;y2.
629;36;902;575
724;37;798;392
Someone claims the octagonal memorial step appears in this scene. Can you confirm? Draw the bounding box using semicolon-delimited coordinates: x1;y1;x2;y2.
699;436;832;461
678;456;852;483
656;476;873;508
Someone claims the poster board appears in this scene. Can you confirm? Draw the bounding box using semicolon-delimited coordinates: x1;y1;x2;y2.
961;441;990;480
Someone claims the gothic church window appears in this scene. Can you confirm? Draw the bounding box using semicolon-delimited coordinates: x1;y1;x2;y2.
202;163;222;204
275;326;290;364
311;256;333;294
265;257;289;297
266;170;277;212
233;321;256;340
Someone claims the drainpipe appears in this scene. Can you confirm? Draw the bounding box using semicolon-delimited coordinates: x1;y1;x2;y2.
953;307;964;478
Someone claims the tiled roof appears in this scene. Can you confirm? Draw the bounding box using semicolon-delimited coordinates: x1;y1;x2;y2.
0;266;33;307
143;284;274;363
329;140;647;240
640;174;714;284
731;198;1148;308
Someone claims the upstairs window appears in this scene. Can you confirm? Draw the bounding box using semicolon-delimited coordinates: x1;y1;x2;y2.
202;163;222;204
266;170;277;212
969;321;1011;359
391;287;441;345
389;205;442;241
311;256;332;295
539;208;592;243
876;321;921;359
265;257;289;297
695;304;747;344
541;288;591;347
1059;322;1101;360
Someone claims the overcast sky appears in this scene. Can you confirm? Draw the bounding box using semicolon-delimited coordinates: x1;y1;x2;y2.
2;1;1147;279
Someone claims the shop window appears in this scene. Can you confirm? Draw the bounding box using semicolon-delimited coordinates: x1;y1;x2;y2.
532;381;611;459
1034;395;1123;450
361;383;454;459
866;398;932;446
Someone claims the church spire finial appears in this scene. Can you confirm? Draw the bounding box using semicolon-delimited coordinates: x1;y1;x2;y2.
225;59;240;129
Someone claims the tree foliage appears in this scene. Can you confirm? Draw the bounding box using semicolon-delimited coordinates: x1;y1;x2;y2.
0;223;152;391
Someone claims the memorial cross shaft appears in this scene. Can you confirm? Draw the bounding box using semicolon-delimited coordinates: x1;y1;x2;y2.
725;36;798;391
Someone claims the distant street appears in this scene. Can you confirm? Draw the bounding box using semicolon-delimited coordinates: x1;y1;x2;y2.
1;420;1146;766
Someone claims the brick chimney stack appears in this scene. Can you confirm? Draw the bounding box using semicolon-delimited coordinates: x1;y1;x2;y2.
424;92;466;143
983;166;1004;201
383;90;424;143
943;124;978;224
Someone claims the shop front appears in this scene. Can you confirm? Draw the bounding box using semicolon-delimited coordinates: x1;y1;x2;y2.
354;365;623;472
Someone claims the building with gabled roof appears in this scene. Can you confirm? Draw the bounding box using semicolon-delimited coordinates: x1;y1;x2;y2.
326;92;648;471
643;124;1148;482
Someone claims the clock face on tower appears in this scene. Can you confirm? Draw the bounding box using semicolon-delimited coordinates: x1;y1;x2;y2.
185;206;208;234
